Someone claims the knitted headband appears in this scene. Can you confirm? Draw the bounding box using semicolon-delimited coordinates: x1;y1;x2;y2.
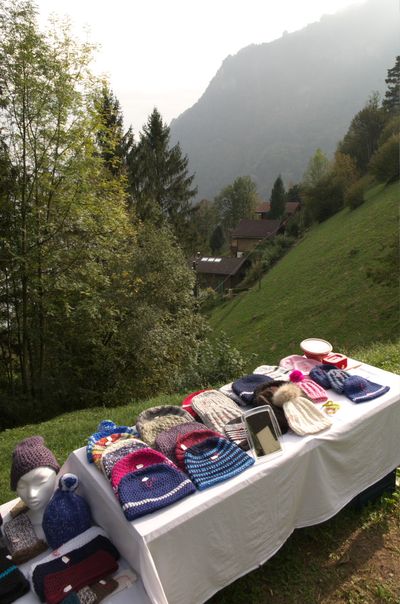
10;436;60;491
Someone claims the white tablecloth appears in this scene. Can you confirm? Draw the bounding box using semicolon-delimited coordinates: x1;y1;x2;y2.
61;362;400;604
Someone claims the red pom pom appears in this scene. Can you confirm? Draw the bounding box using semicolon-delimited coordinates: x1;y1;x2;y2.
290;370;304;382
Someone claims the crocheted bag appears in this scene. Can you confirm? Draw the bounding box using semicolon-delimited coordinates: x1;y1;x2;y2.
118;464;195;520
184;437;255;490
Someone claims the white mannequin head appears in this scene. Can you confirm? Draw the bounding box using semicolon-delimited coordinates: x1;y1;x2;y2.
16;466;57;525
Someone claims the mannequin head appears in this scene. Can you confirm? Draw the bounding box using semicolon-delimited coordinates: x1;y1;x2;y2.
16;466;58;513
10;435;60;491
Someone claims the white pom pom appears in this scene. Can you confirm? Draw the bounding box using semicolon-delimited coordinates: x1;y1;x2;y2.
59;473;79;492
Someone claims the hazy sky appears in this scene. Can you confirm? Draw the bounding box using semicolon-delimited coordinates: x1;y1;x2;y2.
36;0;364;133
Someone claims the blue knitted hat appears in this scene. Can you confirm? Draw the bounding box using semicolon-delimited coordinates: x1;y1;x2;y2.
184;437;255;490
117;464;195;520
42;474;92;549
309;365;350;392
86;420;136;463
343;375;390;403
232;374;273;404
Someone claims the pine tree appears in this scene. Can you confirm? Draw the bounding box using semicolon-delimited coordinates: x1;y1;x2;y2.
210;225;225;255
127;108;197;235
382;56;400;115
269;175;286;218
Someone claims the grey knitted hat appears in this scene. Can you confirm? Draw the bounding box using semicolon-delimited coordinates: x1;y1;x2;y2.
101;439;149;480
10;436;60;491
136;406;194;446
191;390;243;433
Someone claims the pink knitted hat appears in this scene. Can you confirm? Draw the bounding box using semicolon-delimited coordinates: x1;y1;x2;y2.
110;449;173;493
289;370;328;403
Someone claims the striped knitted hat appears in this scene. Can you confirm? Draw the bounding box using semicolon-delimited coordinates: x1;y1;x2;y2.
42;474;93;550
111;449;173;493
191;390;242;433
136;406;194;446
154;422;208;464
86;421;136;463
184;437;255;490
117;464;195;520
289;370;328;403
309;365;350;392
343;375;389;403
223;418;250;450
91;433;139;469
175;429;223;470
325;369;351;393
231;374;273;404
100;439;149;480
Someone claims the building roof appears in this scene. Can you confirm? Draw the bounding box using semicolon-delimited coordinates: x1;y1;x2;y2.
231;219;281;239
255;202;270;214
193;256;248;276
255;201;300;215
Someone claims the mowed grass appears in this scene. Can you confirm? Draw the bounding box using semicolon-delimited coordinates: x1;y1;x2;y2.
209;183;399;368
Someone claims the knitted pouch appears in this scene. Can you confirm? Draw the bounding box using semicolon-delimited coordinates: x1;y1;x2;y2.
43;550;118;604
118;464;195;521
3;513;47;564
136;406;194;446
191;390;243;433
184;437;255;490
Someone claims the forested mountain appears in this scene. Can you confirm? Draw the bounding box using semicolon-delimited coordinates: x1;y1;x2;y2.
170;0;398;200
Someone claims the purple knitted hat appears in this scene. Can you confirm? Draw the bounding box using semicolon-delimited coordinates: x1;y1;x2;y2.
154;422;208;463
10;436;60;491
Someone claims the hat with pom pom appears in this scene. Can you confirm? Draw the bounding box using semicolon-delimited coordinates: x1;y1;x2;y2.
281;397;332;436
10;436;60;491
42;474;92;550
86;421;137;463
289;370;328;403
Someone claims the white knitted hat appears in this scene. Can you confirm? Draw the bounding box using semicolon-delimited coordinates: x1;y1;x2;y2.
282;397;332;436
191;390;242;432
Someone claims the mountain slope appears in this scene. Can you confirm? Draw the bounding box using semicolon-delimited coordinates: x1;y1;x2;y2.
208;182;399;365
170;0;398;200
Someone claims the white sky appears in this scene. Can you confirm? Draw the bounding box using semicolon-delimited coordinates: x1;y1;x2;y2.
36;0;364;133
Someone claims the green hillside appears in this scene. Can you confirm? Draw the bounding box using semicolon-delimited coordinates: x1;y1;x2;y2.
209;182;399;366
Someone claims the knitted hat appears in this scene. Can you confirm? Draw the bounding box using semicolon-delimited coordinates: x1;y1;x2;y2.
111;449;173;493
43;550;118;604
343;375;390;403
289;370;329;403
309;365;350;392
91;433;139;469
184;437;255;490
326;369;351;393
3;512;47;564
0;547;30;604
175;428;223;470
136;406;194;446
253;365;291;380
154;422;208;463
191;390;243;433
231;374;273;404
86;421;136;463
253;380;290;434
10;436;60;491
279;355;321;374
101;439;149;480
218;383;244;406
280;396;332;436
31;534;119;602
42;474;93;550
118;464;195;520
181;390;211;418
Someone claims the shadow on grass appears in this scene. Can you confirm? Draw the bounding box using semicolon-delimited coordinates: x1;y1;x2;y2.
207;492;399;604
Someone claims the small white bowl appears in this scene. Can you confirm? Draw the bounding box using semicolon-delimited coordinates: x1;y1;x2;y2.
300;338;333;360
